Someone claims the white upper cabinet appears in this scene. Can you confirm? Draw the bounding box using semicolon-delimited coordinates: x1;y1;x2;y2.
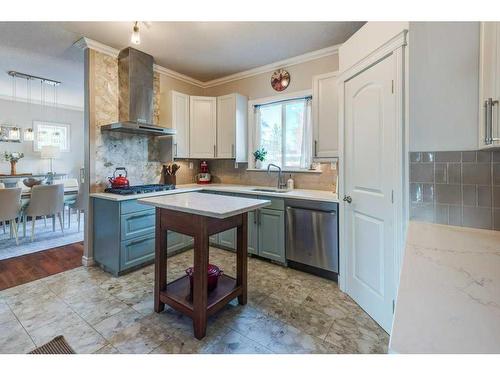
171;91;190;158
479;22;500;149
189;96;217;158
312;71;339;159
216;93;248;162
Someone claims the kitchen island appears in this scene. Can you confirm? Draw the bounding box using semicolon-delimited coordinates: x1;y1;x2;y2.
138;192;270;339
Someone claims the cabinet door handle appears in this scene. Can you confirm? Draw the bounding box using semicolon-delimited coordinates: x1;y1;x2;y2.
129;237;150;246
485;98;500;144
174;143;178;158
213;144;216;158
253;210;257;224
232;144;235;158
314;140;318;157
485;100;490;145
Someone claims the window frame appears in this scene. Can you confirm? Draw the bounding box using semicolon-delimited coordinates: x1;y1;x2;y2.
249;89;313;170
33;120;71;152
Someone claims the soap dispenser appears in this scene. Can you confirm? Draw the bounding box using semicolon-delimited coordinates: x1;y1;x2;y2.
287;174;294;190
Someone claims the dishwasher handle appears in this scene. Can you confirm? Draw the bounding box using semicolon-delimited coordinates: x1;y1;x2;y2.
286;206;337;215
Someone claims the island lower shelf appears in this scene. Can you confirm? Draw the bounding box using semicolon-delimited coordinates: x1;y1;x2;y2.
160;274;242;317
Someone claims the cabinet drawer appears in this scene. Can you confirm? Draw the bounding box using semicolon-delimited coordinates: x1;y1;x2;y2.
120;234;155;270
121;200;154;215
121;210;156;241
259;196;284;211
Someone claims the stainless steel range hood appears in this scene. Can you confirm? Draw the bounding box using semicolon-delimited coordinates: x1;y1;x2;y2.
101;47;175;136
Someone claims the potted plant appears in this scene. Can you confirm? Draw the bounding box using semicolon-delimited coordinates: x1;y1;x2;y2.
253;147;267;169
4;152;24;176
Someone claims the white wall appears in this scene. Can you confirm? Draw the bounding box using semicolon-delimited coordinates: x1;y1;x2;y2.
339;21;409;72
409;22;480;151
0;98;84;178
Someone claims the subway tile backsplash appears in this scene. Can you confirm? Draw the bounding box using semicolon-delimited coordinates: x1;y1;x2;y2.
410;150;500;231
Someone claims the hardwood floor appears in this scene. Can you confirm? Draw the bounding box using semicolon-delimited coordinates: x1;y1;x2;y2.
0;242;83;291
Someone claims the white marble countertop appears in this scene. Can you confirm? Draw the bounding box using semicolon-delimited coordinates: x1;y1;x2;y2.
138;192;271;219
90;183;338;203
389;221;500;354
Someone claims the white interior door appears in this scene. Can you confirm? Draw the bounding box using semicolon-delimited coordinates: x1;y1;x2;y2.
344;53;397;333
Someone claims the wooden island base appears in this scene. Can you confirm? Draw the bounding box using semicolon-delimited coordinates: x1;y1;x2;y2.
154;207;248;340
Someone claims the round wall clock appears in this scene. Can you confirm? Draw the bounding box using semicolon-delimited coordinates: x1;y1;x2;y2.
271;69;290;92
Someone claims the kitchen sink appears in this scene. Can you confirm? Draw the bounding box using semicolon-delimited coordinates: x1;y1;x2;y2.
252;188;290;193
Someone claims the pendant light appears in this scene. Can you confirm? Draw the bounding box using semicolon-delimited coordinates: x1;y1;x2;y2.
23;77;34;141
131;22;140;45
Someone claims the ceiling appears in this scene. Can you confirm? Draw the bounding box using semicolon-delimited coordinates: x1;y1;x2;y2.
0;22;84;108
58;22;365;81
0;22;364;107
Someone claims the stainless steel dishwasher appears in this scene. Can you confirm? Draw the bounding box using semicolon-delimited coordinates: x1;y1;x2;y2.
285;199;339;280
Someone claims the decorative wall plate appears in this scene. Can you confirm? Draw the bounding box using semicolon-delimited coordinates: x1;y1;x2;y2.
271;69;290;92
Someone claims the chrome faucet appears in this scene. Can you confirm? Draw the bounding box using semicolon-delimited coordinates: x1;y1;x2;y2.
267;164;287;190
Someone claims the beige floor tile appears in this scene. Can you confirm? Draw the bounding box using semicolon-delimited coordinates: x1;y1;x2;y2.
94;343;120;354
93;308;143;340
0;318;36;353
0;246;388;354
203;329;273;354
256;294;334;340
29;312;107;354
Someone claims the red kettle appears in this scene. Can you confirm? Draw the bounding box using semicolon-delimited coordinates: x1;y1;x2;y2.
108;167;130;189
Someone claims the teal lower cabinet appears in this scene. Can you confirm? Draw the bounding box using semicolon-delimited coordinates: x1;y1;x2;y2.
247;210;258;255
93;197;192;276
257;208;285;262
218;228;236;251
207;193;285;264
120;234;156;270
167;230;189;255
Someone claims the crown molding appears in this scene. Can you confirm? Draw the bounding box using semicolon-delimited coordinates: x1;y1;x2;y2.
74;37;119;58
201;44;340;88
74;37;340;89
153;64;204;88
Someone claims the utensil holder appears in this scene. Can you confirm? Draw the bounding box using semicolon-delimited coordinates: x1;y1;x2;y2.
164;175;176;186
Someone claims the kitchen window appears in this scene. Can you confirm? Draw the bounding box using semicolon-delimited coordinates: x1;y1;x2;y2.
33;121;70;152
254;96;312;170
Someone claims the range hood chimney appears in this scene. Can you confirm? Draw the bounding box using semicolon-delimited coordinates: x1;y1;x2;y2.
101;47;175;136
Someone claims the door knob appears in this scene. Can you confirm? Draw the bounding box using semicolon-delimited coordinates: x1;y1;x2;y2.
343;195;352;204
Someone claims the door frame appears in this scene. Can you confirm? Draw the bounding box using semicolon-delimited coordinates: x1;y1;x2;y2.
337;30;409;302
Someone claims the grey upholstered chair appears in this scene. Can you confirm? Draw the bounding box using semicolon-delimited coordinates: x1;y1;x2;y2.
0;182;5;234
0;187;22;245
60;178;79;228
69;191;85;232
23;184;65;241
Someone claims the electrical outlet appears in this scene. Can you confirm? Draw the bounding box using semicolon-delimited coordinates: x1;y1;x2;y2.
234;162;238;169
330;161;337;171
189;162;194;169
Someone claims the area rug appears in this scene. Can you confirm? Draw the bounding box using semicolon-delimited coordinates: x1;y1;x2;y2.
0;213;84;261
29;336;76;354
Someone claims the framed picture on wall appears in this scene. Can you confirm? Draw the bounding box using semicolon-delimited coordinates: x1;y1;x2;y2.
33;121;70;152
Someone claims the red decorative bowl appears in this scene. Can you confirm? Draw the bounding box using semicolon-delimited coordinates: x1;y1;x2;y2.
185;264;223;293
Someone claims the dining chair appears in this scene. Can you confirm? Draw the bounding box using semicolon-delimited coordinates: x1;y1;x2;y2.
0;188;22;245
58;178;79;228
69;191;85;232
23;184;65;241
0;182;7;234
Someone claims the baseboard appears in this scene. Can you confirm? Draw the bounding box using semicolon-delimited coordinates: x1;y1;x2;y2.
81;256;94;267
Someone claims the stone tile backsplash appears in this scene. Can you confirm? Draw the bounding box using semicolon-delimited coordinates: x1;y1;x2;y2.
410;150;500;230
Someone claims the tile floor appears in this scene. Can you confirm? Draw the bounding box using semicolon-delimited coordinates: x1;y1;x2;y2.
0;247;388;354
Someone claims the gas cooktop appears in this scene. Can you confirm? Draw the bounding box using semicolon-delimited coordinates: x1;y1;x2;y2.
105;184;176;195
